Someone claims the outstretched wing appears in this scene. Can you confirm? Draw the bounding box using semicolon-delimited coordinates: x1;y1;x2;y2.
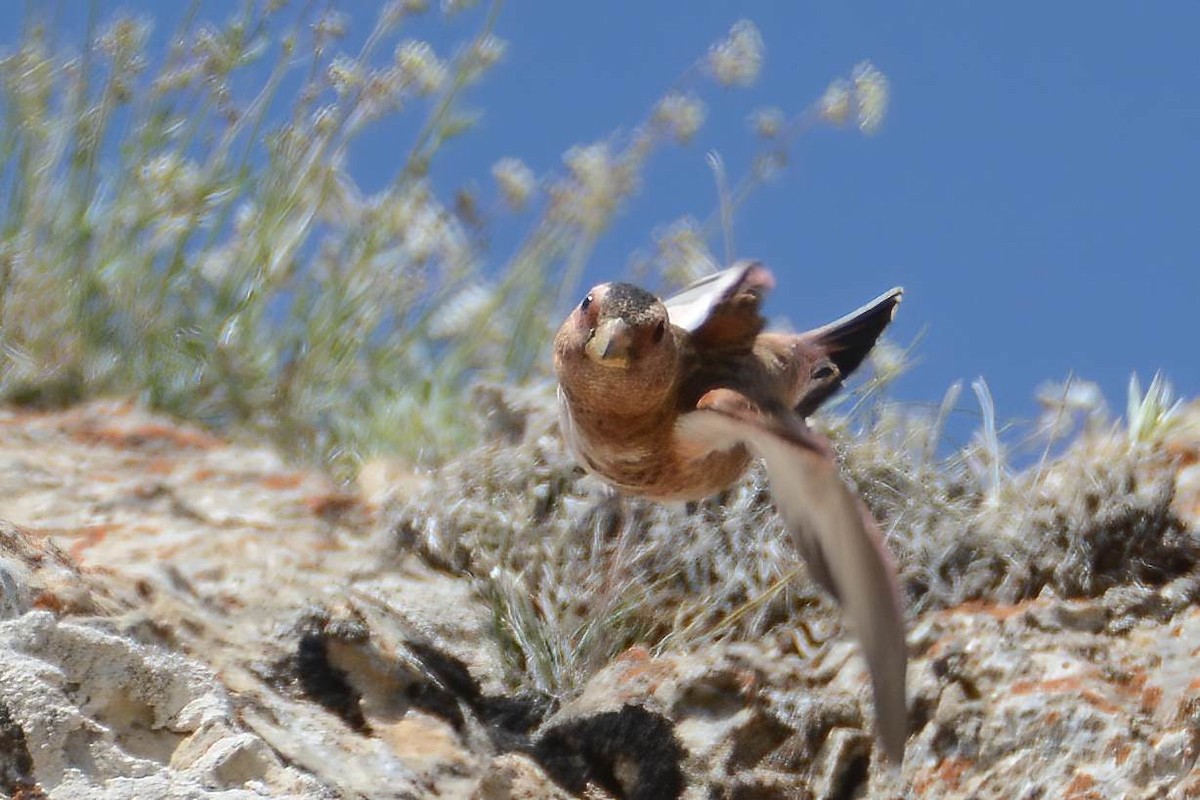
676;388;908;763
663;261;775;350
792;287;904;418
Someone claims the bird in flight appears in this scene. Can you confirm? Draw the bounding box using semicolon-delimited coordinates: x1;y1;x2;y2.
553;261;908;763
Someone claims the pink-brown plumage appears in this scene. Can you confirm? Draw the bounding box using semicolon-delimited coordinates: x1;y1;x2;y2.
553;261;909;763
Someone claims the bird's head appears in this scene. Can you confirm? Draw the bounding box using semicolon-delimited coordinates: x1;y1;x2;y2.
553;281;679;415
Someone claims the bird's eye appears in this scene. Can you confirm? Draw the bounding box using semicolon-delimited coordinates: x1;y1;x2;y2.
652;320;666;343
580;294;593;312
812;363;838;381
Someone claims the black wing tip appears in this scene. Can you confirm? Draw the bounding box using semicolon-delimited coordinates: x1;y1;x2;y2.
884;288;903;322
810;288;902;365
875;286;904;318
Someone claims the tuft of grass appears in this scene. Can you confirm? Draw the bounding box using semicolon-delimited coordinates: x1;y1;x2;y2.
393;369;1197;700
393;381;819;698
839;369;1196;614
1126;371;1183;448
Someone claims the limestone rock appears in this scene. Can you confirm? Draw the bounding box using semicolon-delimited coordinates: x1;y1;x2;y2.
0;400;1197;798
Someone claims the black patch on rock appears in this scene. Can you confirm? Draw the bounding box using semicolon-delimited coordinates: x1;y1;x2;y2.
404;639;477;731
407;640;555;749
405;676;466;732
533;704;686;800
408;640;483;702
0;702;45;799
726;710;794;770
477;692;555;739
827;750;869;800
294;631;371;734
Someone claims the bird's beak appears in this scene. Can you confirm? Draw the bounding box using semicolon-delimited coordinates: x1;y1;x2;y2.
584;318;633;368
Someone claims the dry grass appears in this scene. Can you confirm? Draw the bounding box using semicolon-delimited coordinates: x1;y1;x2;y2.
393;371;1197;700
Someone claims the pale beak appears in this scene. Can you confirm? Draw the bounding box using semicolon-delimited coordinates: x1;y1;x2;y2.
584;318;633;367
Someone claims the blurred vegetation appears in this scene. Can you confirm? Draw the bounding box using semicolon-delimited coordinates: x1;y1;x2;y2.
0;2;885;478
2;0;1194;708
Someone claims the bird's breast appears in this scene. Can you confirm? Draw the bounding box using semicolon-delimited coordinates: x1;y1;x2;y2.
557;387;751;501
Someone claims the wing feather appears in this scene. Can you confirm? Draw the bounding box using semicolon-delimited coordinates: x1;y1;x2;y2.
663;261;774;348
793;287;904;417
677;390;908;763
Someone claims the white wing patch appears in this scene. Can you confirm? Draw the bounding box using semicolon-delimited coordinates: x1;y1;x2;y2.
662;261;759;332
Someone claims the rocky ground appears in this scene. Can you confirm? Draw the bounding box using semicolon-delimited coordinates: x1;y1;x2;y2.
0;399;1198;799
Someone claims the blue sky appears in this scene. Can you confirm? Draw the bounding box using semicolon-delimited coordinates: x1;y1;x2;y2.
490;3;1200;440
5;3;1198;447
